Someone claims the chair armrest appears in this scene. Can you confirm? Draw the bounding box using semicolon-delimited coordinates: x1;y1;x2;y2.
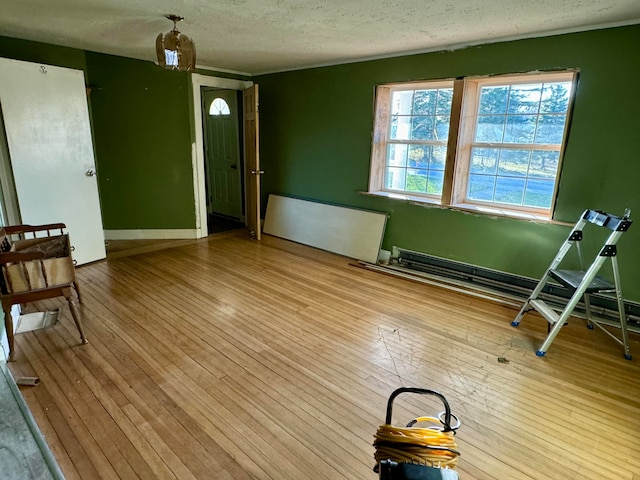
0;251;47;264
1;223;67;236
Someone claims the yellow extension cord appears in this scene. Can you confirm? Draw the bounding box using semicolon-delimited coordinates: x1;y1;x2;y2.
374;416;460;469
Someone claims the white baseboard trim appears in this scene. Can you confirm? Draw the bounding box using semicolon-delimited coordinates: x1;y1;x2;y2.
103;229;199;240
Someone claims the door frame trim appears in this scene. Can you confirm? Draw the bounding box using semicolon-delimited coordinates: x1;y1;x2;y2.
191;74;252;238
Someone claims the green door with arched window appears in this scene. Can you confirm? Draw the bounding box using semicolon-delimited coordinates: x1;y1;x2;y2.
202;88;242;220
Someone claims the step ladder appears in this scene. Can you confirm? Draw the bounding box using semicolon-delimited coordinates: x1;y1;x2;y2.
511;209;632;359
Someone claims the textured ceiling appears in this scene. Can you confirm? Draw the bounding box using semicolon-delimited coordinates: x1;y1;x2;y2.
1;0;639;75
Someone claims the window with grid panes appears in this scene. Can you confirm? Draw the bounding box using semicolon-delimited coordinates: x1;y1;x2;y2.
368;71;577;219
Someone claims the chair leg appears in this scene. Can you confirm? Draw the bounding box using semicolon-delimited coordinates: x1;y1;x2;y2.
3;303;15;362
63;288;88;345
73;280;82;304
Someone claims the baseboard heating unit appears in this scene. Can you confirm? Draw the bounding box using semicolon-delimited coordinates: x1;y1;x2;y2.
362;247;640;334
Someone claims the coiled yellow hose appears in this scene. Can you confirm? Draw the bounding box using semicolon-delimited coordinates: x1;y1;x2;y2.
374;416;460;469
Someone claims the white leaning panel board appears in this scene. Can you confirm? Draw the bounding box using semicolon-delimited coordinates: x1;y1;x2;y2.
263;195;387;264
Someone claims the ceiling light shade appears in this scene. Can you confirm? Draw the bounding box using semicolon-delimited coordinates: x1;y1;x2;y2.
156;14;196;72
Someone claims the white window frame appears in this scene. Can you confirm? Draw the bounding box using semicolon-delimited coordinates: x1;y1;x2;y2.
368;70;579;220
371;81;454;199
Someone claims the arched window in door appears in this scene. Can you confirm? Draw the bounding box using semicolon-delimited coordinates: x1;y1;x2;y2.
209;98;231;116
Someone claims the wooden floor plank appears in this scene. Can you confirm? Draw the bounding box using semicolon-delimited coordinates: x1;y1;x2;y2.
56;320;238;480
74;304;266;478
8;233;640;480
7;360;83;480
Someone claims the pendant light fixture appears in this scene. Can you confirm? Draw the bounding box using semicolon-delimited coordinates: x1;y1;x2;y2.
156;14;196;72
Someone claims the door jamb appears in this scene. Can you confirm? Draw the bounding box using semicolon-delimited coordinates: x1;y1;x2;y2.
0;105;21;226
191;74;252;238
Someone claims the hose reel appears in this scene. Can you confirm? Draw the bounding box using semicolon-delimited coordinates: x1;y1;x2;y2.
374;387;461;480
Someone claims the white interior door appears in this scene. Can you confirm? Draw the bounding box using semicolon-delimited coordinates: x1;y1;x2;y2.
0;58;105;265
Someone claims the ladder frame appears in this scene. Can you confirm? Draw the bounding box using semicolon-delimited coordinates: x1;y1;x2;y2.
511;209;632;359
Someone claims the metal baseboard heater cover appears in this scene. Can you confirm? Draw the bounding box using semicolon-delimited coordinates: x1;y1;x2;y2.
395;247;640;330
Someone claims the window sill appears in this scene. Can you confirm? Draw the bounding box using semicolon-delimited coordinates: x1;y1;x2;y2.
361;191;573;226
360;190;442;206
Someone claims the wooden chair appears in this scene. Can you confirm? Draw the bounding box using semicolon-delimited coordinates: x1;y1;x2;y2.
0;223;87;361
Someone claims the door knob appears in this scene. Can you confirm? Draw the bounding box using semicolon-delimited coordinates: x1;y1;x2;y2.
86;168;96;177
230;164;237;170
251;170;264;175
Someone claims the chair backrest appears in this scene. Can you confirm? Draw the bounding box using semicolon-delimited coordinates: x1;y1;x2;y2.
0;224;75;295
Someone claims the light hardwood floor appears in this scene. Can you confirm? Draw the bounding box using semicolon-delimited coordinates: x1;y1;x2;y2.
8;232;640;479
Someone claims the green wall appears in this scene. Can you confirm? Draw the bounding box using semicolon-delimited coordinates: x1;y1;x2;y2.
0;35;87;72
0;35;247;231
83;56;250;230
255;25;640;301
85;52;195;229
2;27;640;301
0;35;196;230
